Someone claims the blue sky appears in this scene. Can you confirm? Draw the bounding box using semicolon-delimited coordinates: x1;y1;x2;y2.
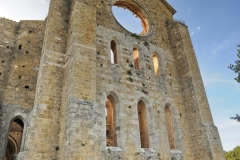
0;0;239;152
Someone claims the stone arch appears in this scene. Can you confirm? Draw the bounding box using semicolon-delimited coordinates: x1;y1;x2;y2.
4;117;25;160
0;109;30;159
106;90;120;104
8;136;18;153
164;104;176;149
152;52;160;76
110;37;120;64
152;51;165;75
106;95;117;146
137;100;149;148
104;91;121;147
137;96;149;108
132;45;141;70
110;40;117;64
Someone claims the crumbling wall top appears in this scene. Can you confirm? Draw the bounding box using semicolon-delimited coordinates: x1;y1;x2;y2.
160;0;177;15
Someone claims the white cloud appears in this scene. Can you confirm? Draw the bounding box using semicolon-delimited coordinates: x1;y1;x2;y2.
216;119;239;129
190;31;194;36
197;26;201;30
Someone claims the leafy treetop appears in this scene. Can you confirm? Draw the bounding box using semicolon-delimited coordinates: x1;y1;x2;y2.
225;146;240;160
228;44;240;83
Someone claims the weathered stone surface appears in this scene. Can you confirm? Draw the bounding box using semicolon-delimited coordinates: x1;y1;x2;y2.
0;0;225;159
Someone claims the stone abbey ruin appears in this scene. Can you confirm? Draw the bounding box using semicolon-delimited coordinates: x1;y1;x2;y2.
0;0;225;159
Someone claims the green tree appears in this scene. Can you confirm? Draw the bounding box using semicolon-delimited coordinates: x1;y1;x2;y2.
225;146;240;160
231;114;240;122
228;45;240;122
228;44;240;83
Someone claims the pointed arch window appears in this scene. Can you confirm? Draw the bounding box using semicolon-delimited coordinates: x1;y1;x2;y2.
111;40;117;64
137;100;149;148
4;118;24;160
152;54;160;76
106;95;117;146
133;48;140;70
164;106;176;149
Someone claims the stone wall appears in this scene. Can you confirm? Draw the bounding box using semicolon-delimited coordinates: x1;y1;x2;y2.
0;18;45;159
0;0;225;159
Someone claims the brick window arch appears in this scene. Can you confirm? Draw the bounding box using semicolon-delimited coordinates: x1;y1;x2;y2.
137;100;149;148
110;40;117;64
164;106;175;149
106;95;117;146
4;118;24;160
152;54;160;76
133;48;140;70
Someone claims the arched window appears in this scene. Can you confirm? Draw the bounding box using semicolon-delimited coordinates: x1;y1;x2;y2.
164;106;175;149
152;54;160;76
137;100;149;148
4;118;24;160
133;48;140;70
106;95;117;146
111;40;117;64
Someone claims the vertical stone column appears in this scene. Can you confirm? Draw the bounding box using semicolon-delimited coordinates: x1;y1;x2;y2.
0;19;18;159
18;0;70;159
168;21;225;160
58;1;99;159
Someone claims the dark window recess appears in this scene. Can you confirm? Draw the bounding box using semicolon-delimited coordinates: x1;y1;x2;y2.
26;51;29;54
25;86;30;89
0;72;1;75
28;41;30;43
18;76;22;79
7;46;9;48
22;65;25;68
29;30;32;33
2;61;5;63
18;45;22;50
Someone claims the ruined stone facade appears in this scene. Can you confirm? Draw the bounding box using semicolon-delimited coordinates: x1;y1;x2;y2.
0;0;225;159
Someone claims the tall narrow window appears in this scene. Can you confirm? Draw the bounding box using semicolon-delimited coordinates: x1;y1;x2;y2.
164;106;175;149
152;55;160;76
133;48;140;70
137;100;149;148
106;96;117;146
4;118;24;160
111;40;117;64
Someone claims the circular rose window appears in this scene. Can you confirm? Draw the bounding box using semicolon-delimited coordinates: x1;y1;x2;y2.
111;0;153;36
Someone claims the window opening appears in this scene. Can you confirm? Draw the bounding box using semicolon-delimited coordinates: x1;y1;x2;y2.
106;96;117;146
18;45;22;50
137;100;149;148
164;106;176;149
133;48;140;70
111;40;117;64
112;1;150;35
4;118;24;160
153;55;160;76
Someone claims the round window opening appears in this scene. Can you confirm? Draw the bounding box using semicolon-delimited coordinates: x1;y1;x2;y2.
112;1;150;36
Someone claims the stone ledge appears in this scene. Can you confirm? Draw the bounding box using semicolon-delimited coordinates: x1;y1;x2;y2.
170;149;182;160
